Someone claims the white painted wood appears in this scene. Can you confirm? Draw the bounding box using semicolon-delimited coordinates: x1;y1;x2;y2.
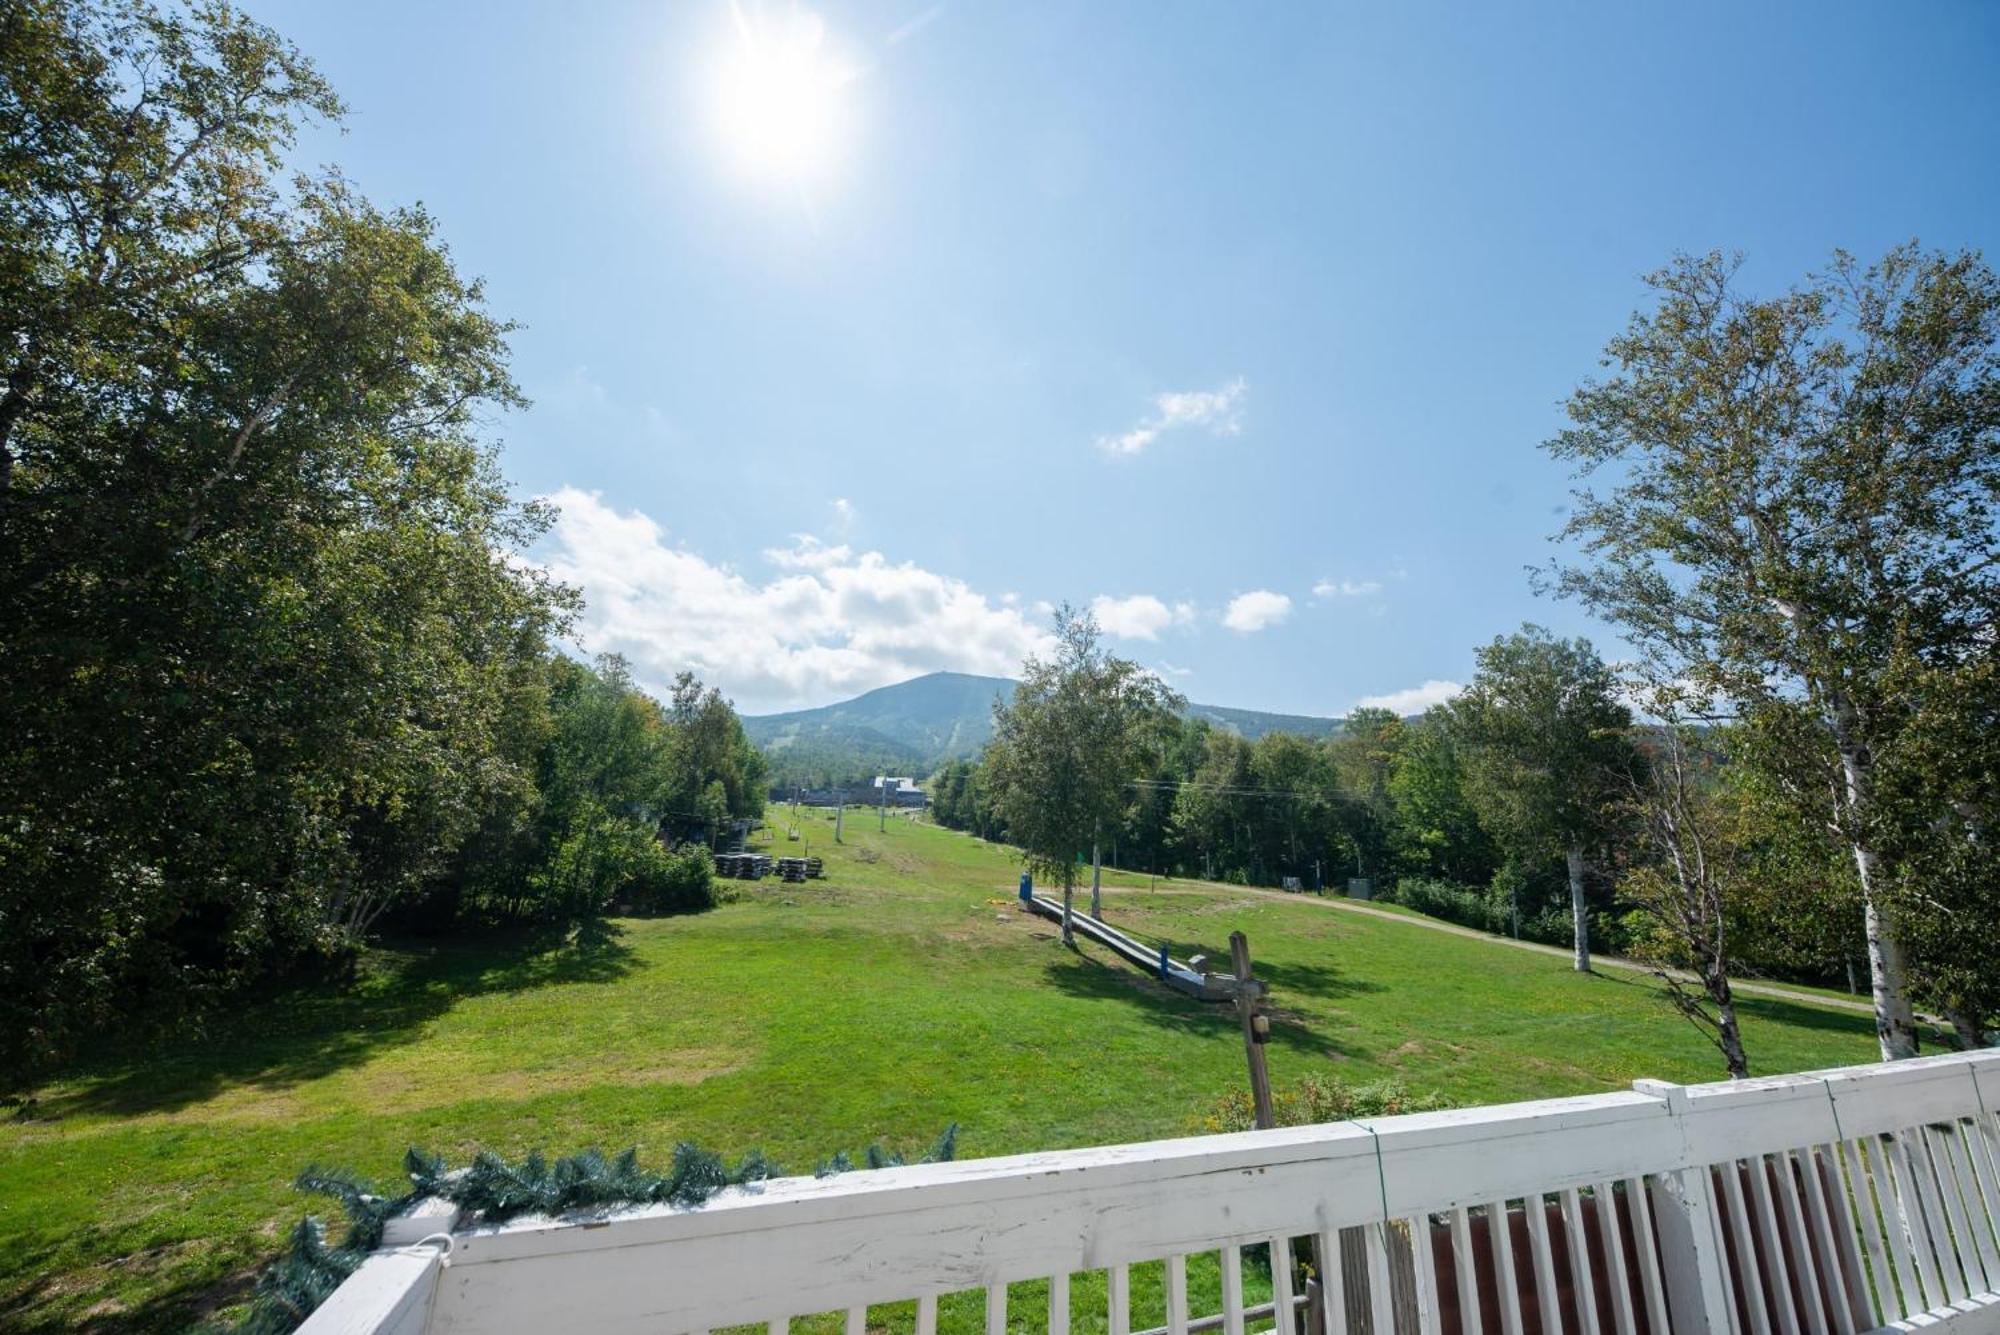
1266;1240;1293;1335
1621;1176;1671;1335
1835;1138;1895;1327
1957;1115;2000;1284
1770;1150;1828;1335
1449;1207;1483;1335
1745;1154;1801;1335
1721;1160;1775;1335
1111;1263;1131;1335
987;1280;1008;1335
1591;1183;1636;1335
1561;1189;1603;1335
1051;1271;1070;1335
1524;1194;1566;1335
296;1247;442;1335
846;1306;866;1335
1165;1257;1185;1335
1411;1214;1441;1335
917;1296;936;1335
1222;1245;1245;1335
769;1319;787;1335
1313;1231;1343;1335
1892;1131;1952;1306
1938;1126;1997;1294
1793;1147;1857;1335
1363;1224;1394;1335
300;1051;2000;1335
1485;1200;1524;1335
1875;1135;1930;1319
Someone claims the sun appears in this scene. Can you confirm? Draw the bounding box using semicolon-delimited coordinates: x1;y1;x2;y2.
708;4;857;188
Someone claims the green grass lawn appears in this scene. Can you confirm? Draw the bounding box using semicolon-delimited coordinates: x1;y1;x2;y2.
0;812;1890;1332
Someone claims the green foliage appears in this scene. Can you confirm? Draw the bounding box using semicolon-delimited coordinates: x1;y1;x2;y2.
232;1132;956;1333
1193;1074;1453;1135
987;606;1184;896
1378;877;1509;935
1544;244;2000;1053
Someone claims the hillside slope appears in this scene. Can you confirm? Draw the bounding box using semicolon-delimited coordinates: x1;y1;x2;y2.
743;671;1343;778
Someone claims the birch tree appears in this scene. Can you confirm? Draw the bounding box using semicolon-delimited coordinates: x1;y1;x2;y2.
1447;627;1638;972
989;607;1182;944
1543;246;2000;1058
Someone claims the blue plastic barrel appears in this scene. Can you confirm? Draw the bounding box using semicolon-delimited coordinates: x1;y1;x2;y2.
1019;871;1032;902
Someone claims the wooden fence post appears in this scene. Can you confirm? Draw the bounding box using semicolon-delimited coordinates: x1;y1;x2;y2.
1634;1078;1735;1334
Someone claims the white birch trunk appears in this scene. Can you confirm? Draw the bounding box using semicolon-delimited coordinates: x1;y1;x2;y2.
1090;841;1101;919
1836;737;1919;1060
1566;845;1590;973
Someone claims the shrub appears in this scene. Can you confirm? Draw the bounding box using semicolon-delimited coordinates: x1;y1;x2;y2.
1194;1073;1453;1134
1380;876;1508;934
626;842;716;915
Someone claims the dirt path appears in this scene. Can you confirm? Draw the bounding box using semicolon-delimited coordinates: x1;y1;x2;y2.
1100;877;1894;1021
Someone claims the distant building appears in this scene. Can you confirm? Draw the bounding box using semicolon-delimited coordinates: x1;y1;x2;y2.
871;776;927;808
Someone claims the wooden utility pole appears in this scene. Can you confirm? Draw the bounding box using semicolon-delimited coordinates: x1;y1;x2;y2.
1229;931;1274;1129
1232;931;1313;1335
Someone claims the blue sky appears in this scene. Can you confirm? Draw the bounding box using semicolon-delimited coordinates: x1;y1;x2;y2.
258;1;2000;716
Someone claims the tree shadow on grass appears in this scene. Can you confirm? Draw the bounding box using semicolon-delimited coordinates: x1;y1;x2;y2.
26;920;638;1121
1252;957;1384;1002
1038;946;1361;1064
1591;968;1904;1044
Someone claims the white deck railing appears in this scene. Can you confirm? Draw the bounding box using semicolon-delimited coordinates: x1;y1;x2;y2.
304;1050;2000;1335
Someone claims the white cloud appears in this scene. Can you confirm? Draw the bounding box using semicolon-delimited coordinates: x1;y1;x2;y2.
1354;679;1464;715
1221;589;1292;633
540;488;1054;712
1156;661;1194;679
1090;593;1195;641
1097;377;1247;456
1312;577;1383;599
763;534;854;569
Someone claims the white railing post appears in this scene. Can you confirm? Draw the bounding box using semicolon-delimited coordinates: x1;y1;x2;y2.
1634;1078;1736;1334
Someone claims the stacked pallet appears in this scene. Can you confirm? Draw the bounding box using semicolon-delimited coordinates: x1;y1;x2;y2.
777;857;808;883
712;852;772;880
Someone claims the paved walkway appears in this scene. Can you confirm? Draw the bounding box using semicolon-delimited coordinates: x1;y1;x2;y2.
1103;877;1893;1020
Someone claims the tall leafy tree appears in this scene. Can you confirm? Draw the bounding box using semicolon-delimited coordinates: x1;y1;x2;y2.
1542;246;2000;1057
988;607;1182;943
1446;627;1638;972
0;1;569;1075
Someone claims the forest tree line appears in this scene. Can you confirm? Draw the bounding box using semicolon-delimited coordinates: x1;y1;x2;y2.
0;2;763;1082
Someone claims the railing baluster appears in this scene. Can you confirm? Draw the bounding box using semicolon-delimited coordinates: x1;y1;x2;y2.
1793;1148;1856;1335
1523;1193;1566;1335
1448;1208;1483;1335
1868;1136;1925;1318
1770;1151;1828;1335
769;1320;788;1335
1364;1224;1395;1335
1223;1244;1246;1335
1485;1199;1524;1335
846;1307;867;1335
1110;1264;1131;1335
1720;1160;1774;1335
917;1295;938;1335
1558;1190;1601;1335
1620;1177;1670;1335
1410;1214;1441;1335
1051;1271;1070;1335
1887;1131;1948;1305
1934;1124;1995;1292
1958;1110;2000;1280
1744;1155;1799;1335
1314;1230;1344;1335
1832;1140;1892;1326
1590;1183;1635;1335
1268;1239;1294;1335
987;1281;1008;1335
1166;1256;1186;1335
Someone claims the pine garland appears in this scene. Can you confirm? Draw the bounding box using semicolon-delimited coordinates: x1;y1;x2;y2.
227;1127;958;1335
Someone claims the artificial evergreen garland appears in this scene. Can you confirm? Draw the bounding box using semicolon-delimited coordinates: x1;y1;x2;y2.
228;1127;959;1335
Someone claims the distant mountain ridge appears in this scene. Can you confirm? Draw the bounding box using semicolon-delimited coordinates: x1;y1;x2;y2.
743;671;1342;781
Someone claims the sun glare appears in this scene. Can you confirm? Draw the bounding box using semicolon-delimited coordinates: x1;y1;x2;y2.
709;4;857;188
